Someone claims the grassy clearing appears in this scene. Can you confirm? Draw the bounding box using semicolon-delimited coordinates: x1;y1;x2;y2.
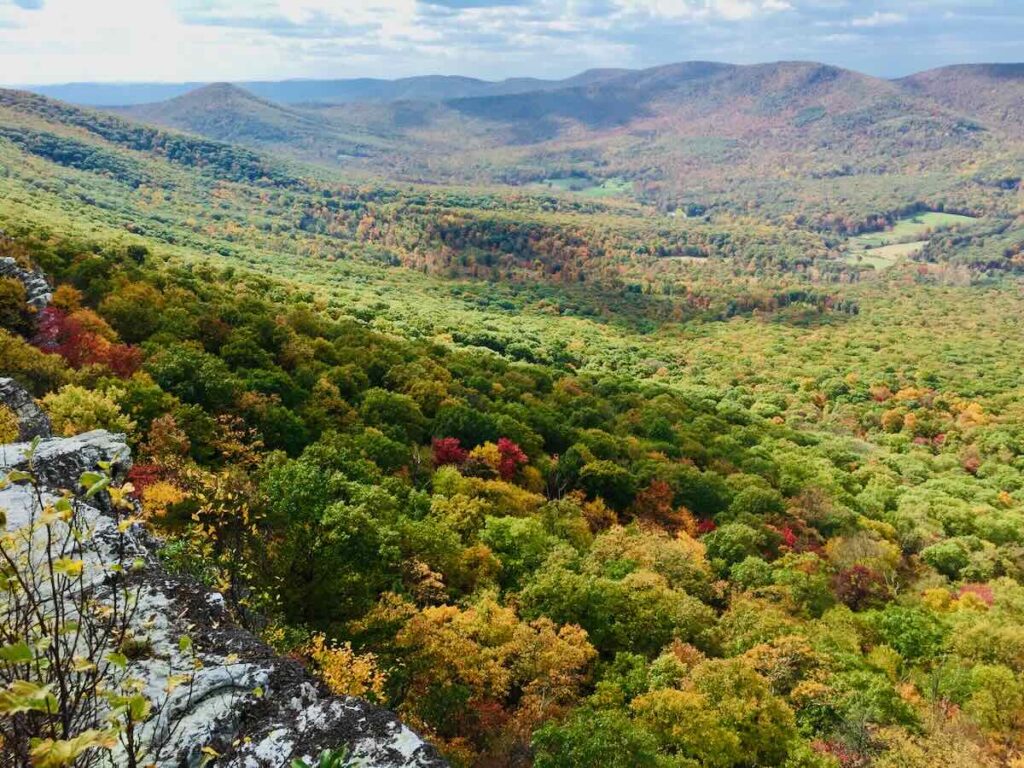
854;212;976;249
845;211;977;269
537;176;632;198
848;241;927;268
578;177;633;198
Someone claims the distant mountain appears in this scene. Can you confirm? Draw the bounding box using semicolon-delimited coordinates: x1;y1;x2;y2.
25;69;637;107
114;82;392;161
899;63;1024;138
120;83;324;143
122;61;899;145
441;61;891;136
32;59;1023;223
20;81;203;106
246;75;525;105
0;87;303;189
24;62;1024;126
119;83;311;143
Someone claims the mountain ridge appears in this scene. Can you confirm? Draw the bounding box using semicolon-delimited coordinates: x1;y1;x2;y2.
5;58;1022;224
21;67;649;107
20;59;1023;107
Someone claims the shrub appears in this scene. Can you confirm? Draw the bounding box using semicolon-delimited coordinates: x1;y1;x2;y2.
0;466;192;766
0;404;19;442
41;384;136;437
0;276;33;336
0;328;68;395
304;634;386;701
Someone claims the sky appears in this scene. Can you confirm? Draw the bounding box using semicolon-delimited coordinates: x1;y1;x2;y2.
0;0;1021;85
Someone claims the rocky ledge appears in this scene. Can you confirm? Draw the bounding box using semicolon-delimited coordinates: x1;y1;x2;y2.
0;379;446;768
0;255;52;309
0;377;51;441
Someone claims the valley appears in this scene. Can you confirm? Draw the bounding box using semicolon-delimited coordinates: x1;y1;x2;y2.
2;53;1024;768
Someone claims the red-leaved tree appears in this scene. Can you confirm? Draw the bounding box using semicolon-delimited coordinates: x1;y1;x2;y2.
33;307;141;377
432;437;468;467
495;437;528;480
833;564;890;610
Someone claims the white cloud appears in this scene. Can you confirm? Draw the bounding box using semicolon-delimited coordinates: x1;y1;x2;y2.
849;10;906;27
0;0;1013;85
0;0;430;83
613;0;793;21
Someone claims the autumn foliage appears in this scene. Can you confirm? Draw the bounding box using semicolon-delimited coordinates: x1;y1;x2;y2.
33;306;141;377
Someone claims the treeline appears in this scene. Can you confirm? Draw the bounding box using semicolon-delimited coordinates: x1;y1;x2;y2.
0;125;149;187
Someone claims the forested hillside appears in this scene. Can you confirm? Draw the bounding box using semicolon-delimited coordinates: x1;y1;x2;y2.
2;60;1024;768
111;61;1024;229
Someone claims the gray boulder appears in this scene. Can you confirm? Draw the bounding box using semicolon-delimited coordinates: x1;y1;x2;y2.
137;570;447;768
0;429;130;493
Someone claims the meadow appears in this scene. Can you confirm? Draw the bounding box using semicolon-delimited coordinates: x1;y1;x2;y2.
536;176;634;199
844;211;979;270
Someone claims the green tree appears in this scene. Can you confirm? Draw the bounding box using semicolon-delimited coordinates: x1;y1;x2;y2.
533;707;661;768
359;388;425;443
98;281;164;343
41;384;136;437
871;605;947;662
145;343;239;411
579;460;636;509
704;523;767;571
0;277;33;336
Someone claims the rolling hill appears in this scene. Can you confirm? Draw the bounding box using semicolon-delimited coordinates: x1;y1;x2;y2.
112;82;393;162
6;41;1024;768
900;63;1024;139
121;82;335;144
108;60;1023;228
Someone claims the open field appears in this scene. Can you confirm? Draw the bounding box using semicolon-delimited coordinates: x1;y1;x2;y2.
845;240;927;268
853;211;977;249
844;211;979;269
535;175;633;198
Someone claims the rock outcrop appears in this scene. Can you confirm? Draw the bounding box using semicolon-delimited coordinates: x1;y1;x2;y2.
0;377;51;441
0;255;52;309
0;379;447;768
